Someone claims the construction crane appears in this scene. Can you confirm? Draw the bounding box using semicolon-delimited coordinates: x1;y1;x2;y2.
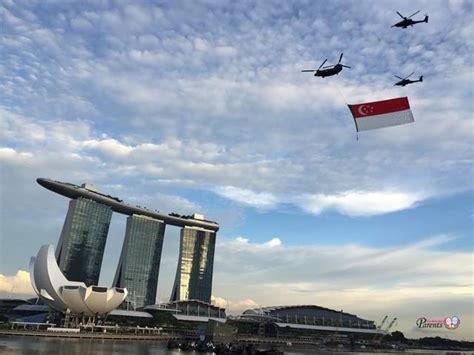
372;315;388;341
377;315;388;330
373;317;397;343
385;317;398;333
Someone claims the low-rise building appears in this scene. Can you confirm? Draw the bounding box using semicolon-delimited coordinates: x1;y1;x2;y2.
233;305;384;339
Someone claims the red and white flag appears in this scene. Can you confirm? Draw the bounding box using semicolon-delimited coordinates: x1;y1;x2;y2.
348;97;414;132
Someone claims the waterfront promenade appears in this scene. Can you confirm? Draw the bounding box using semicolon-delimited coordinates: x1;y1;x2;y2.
0;329;180;341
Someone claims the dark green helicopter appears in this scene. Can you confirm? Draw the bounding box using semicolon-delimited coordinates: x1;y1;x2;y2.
392;10;428;29
394;72;423;86
301;53;351;78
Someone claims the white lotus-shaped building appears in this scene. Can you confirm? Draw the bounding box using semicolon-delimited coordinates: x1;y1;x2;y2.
30;245;127;316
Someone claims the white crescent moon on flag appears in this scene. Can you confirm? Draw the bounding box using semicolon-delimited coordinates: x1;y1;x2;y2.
358;104;368;116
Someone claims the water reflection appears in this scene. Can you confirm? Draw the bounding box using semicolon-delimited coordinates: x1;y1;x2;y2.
0;335;463;354
0;336;196;355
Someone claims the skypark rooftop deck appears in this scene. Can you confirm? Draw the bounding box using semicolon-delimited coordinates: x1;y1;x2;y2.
37;178;219;231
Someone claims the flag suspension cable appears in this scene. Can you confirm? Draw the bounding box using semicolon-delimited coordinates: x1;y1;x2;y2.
332;79;349;105
332;80;359;141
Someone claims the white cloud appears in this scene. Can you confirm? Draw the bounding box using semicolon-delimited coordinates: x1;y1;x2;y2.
295;191;424;217
235;236;282;248
213;186;426;216
83;138;133;158
214;186;279;210
215;45;237;57
0;147;34;162
264;238;282;247
70;16;93;31
0;270;34;296
211;295;259;312
265;85;298;108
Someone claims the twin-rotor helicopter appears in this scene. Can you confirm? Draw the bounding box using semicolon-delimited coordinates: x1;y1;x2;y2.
301;53;351;78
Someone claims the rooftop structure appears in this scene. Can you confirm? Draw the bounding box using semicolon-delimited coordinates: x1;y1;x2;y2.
242;305;375;326
37;178;219;231
144;299;226;323
0;298;32;314
237;305;382;336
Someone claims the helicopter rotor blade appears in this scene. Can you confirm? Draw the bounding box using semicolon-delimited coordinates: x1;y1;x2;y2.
394;75;404;80
408;10;420;18
318;59;327;70
301;70;316;72
396;11;405;19
338;53;343;63
405;72;415;79
341;65;351;68
322;65;334;69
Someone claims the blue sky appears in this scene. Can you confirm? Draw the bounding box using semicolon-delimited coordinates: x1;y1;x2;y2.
0;0;473;340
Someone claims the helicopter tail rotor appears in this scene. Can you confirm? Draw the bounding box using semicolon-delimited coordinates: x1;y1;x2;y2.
338;53;350;68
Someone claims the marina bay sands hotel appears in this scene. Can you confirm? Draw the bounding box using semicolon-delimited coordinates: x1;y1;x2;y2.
36;178;219;309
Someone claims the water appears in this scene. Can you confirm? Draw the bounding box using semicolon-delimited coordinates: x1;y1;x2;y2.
1;335;183;354
1;336;312;355
0;335;463;354
0;336;339;354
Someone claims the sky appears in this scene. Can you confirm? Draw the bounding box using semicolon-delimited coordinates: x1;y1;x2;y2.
0;0;473;340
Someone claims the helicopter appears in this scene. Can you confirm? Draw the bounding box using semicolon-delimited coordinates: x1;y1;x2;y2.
394;72;423;86
301;53;351;78
392;10;428;29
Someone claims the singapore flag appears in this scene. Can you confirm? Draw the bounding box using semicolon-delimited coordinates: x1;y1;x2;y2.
348;97;414;132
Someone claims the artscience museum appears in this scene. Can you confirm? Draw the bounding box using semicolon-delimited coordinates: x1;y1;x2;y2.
30;244;128;317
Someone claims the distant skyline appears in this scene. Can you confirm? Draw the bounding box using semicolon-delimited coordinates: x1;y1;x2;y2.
0;0;472;340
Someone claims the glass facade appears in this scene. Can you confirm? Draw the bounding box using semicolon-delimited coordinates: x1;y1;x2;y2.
113;215;165;309
56;197;112;286
170;227;216;303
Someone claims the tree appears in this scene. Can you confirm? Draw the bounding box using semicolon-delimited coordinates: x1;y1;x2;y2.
391;330;406;342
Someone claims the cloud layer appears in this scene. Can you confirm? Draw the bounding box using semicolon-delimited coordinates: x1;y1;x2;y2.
1;0;472;216
212;234;473;339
